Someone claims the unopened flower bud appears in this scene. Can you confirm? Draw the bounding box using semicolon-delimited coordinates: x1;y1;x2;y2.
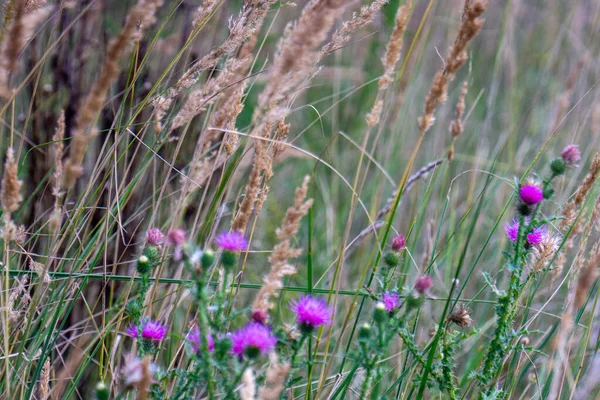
384;251;401;267
374;302;388;323
201;249;216;268
221;250;238;269
358;323;372;341
95;381;109;400
550;158;566;176
405;290;424;309
136;255;151;274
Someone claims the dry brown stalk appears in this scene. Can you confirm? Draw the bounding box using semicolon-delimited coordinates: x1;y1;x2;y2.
136;357;152;400
240;368;257;400
560;152;600;232
63;0;163;188
0;3;52;97
49;110;65;233
191;0;219;31
549;244;600;400
365;0;411;127
39;358;51;400
153;0;276;129
574;244;600;310
321;0;388;54
233;0;352;234
258;354;291;400
529;233;560;273
232;137;272;233
171;56;248;131
448;81;468;160
378;0;411;91
251;176;313;315
256;0;350;121
551;57;586;134
1;148;22;218
417;0;486;134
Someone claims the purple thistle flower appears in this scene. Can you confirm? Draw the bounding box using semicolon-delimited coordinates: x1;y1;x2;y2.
415;275;433;293
230;322;277;358
167;228;186;247
505;219;520;243
561;144;581;167
146;228;164;246
290;296;332;329
215;231;248;251
186;327;214;352
381;292;401;312
527;228;545;246
505;219;546;246
519;184;544;205
126;319;167;342
391;235;406;252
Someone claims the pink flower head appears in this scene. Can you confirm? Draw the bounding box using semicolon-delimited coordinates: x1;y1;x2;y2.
505;219;546;246
414;275;433;293
251;309;269;325
561;144;581;167
504;219;520;243
519;184;543;205
290;296;332;329
527;227;546;245
215;232;248;251
392;235;406;252
126;319;167;342
146;228;164;246
167;229;186;247
381;292;401;312
187;327;214;352
230;322;277;358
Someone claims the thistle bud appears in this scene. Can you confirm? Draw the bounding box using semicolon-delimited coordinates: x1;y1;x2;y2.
358;323;372;341
136;255;151;274
201;249;216;268
221;250;238;270
550;158;566;176
384;251;401;268
95;382;109;400
374;302;388;323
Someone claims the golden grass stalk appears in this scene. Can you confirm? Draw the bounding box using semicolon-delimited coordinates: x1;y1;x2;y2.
321;0;388;54
560;152;600;232
152;0;276;129
63;0;163;188
240;368;256;400
233;0;352;233
251;176;313;315
448;81;468;160
170;56;248;131
0;3;52;97
49;110;65;233
1;148;22;222
256;0;349;121
38;358;51;400
258;354;291;400
191;0;219;31
417;0;486;134
364;0;411;127
232;138;271;233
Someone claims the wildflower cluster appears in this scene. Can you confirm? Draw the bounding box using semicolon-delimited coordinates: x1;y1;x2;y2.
476;145;580;395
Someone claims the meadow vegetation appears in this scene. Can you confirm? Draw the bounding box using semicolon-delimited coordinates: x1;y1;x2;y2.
1;0;600;399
